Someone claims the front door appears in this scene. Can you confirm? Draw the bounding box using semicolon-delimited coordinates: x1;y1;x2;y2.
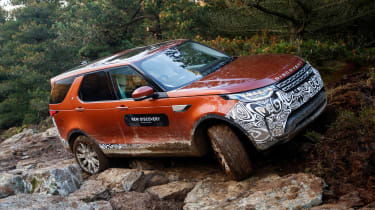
107;66;178;145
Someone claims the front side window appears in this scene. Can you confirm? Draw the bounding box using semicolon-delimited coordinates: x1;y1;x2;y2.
79;71;115;102
135;42;231;90
109;66;149;100
50;77;75;104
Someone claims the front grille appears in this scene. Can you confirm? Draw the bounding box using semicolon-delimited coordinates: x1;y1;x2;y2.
276;64;313;92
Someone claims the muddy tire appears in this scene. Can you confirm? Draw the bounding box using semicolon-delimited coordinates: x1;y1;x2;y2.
73;135;108;174
207;124;252;181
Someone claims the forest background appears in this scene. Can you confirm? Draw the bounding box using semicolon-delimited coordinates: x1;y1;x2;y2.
0;0;374;131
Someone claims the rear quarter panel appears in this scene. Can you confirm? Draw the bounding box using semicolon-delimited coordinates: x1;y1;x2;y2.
49;77;82;140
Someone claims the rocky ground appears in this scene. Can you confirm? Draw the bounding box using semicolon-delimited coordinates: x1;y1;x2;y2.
0;127;327;210
0;65;374;210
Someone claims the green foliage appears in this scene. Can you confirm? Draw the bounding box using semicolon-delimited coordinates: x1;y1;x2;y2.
195;34;375;65
0;0;375;130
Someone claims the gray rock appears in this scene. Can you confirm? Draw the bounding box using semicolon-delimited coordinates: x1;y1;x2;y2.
23;162;83;196
96;168;134;194
0;173;27;198
146;181;194;201
122;170;146;192
41;127;59;138
69;179;110;202
184;173;323;210
1;128;34;145
0;194;112;210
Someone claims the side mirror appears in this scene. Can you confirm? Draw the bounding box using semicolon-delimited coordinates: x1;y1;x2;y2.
132;86;154;101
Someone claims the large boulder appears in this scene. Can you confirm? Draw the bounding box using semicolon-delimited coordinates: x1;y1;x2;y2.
23;162;83;196
0;194;112;210
0;173;27;198
97;168;170;194
184;173;323;210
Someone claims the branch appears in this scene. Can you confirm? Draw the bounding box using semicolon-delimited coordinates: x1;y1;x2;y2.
246;0;300;25
126;15;156;26
310;8;375;32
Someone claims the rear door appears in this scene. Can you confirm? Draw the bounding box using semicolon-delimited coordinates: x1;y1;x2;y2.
73;70;128;145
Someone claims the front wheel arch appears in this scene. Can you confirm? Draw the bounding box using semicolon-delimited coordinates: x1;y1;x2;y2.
192;114;257;156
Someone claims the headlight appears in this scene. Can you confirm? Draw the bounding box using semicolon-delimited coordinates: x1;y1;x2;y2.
225;85;275;102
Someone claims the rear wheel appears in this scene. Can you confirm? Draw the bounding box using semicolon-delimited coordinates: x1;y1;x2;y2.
207;124;253;180
73;135;108;174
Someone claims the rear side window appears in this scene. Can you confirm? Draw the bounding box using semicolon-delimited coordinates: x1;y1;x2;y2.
79;71;115;102
50;77;75;104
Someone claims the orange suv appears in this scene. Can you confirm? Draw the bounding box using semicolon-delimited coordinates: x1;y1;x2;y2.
49;40;326;180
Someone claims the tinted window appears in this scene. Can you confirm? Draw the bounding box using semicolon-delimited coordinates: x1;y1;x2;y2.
109;67;149;99
50;77;75;104
135;42;231;90
79;71;115;102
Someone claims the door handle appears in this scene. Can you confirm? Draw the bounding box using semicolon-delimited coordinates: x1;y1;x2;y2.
116;105;128;111
75;107;85;112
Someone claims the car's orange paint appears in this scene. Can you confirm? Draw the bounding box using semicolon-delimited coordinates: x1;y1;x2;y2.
132;86;154;99
168;54;304;97
49;40;312;157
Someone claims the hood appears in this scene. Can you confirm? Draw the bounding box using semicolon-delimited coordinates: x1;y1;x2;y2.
167;54;305;97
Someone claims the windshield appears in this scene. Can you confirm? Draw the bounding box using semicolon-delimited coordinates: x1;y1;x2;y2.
135;42;231;91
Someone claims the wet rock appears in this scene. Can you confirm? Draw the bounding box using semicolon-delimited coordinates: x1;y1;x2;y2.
110;191;183;210
0;194;112;210
129;159;164;170
0;173;27;198
184;173;323;210
146;181;194;201
68;180;109;202
23;162;82;196
122;170;146;192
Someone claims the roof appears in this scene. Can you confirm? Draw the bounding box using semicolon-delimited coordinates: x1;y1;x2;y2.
51;39;188;83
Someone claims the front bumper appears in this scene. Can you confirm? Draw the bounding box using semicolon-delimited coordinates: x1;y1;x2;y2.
226;65;326;150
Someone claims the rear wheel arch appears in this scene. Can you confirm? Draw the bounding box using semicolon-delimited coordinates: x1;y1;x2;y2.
67;130;101;152
68;130;85;151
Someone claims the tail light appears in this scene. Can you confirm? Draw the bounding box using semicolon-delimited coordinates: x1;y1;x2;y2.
49;110;59;116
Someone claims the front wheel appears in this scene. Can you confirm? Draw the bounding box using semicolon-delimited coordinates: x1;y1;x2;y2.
207;124;253;181
73;135;108;174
